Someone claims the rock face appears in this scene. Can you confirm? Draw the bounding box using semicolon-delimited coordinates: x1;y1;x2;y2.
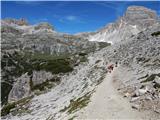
8;73;31;103
125;6;157;28
32;71;54;86
1;19;104;55
88;6;158;43
3;18;28;26
7;71;55;102
34;22;54;30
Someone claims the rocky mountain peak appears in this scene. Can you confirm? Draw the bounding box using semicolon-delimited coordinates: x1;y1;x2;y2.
123;6;157;28
34;22;54;30
3;18;29;26
88;6;159;43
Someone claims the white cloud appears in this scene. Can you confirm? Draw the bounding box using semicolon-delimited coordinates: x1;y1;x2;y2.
54;15;86;24
65;15;77;21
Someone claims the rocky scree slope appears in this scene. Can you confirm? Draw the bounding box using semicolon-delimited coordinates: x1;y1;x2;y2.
2;22;160;120
1;18;110;106
101;23;160;114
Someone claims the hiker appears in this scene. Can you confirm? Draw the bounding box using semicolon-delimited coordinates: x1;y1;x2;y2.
107;64;114;73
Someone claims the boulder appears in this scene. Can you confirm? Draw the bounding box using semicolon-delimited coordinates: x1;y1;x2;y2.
135;85;151;96
132;104;140;110
3;18;28;26
153;76;160;88
124;92;131;97
130;97;140;102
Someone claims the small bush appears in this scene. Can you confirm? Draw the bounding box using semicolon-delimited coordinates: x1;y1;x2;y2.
40;59;73;74
151;31;160;36
98;42;111;48
79;52;87;56
80;57;88;63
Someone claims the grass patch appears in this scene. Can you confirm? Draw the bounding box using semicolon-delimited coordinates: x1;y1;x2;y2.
60;92;91;114
29;52;71;61
1;102;16;116
98;42;111;48
1;96;33;116
141;73;160;83
39;59;73;74
31;80;52;91
2;52;74;76
68;116;77;120
80;56;88;63
31;78;60;91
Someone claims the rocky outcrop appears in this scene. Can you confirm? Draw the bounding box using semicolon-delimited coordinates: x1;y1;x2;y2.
8;71;55;102
8;73;31;103
32;71;54;86
3;18;28;26
124;6;157;28
34;22;54;30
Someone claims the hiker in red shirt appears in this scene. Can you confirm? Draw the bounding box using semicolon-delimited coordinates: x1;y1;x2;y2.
107;64;114;73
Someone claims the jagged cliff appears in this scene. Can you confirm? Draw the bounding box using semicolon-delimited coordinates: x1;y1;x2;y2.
88;6;159;44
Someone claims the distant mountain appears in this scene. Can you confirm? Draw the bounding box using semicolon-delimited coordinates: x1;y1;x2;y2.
1;19;109;55
1;18;110;106
88;6;159;44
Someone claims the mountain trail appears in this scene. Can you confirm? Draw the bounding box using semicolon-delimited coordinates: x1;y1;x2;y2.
77;66;155;120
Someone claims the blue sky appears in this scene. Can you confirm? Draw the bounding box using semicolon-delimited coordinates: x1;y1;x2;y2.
1;1;160;34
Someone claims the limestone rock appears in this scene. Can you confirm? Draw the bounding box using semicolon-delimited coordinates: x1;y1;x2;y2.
154;76;160;85
32;71;54;86
3;18;28;26
8;73;31;103
88;6;158;43
34;22;54;30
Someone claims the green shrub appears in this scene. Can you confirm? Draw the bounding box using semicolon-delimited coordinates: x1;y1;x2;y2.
31;80;54;91
151;31;160;36
98;42;111;48
1;96;33;116
80;56;88;63
79;52;87;56
60;92;91;114
1;102;16;116
39;59;73;74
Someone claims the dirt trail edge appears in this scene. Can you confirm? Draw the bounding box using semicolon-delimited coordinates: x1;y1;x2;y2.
77;66;156;120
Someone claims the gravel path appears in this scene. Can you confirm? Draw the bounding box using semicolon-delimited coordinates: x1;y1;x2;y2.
77;66;155;120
